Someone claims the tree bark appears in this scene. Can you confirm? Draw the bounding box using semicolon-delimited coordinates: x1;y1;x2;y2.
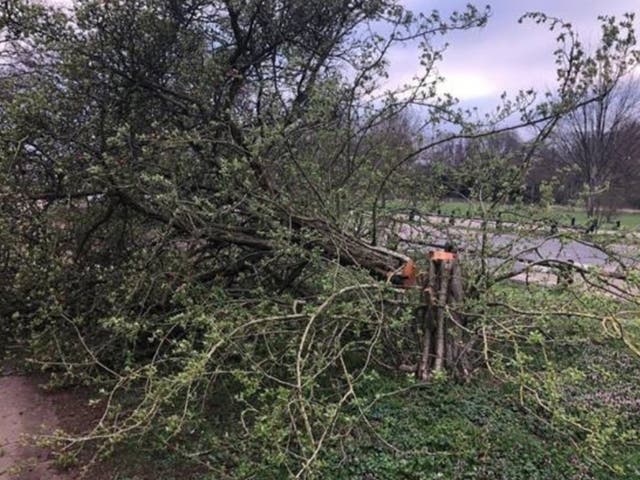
433;261;452;373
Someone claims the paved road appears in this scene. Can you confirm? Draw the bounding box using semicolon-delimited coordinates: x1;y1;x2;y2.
392;217;639;274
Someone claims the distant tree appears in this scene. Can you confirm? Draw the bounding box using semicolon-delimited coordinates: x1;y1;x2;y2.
421;131;526;203
551;78;640;216
601;119;640;211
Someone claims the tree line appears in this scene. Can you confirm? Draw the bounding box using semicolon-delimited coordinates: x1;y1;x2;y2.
412;77;640;215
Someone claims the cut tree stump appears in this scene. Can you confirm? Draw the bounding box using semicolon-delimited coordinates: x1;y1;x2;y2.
416;251;467;381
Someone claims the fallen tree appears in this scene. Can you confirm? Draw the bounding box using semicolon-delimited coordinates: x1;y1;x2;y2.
1;1;640;477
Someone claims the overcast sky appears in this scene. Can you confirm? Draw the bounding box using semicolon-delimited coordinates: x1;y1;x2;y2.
385;0;639;109
39;0;638;110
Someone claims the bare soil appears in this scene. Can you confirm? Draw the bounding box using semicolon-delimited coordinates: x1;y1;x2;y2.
0;364;205;480
0;373;67;479
0;367;102;480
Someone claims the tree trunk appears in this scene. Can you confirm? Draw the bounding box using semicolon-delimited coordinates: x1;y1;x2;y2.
291;215;409;278
416;253;469;381
433;261;451;372
121;192;410;280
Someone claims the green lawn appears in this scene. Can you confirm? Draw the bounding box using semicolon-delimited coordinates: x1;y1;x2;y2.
318;287;640;479
433;200;640;229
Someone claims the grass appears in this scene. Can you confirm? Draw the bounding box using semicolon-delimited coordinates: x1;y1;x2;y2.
322;382;601;480
433;200;640;229
27;287;639;480
317;287;640;479
320;361;640;479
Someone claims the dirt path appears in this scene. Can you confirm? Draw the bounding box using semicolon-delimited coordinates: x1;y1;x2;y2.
0;372;68;480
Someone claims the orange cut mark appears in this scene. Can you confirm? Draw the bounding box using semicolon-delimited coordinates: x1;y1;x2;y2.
401;259;417;287
429;250;456;261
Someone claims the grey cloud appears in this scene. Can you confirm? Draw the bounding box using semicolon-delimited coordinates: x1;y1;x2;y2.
389;0;639;101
